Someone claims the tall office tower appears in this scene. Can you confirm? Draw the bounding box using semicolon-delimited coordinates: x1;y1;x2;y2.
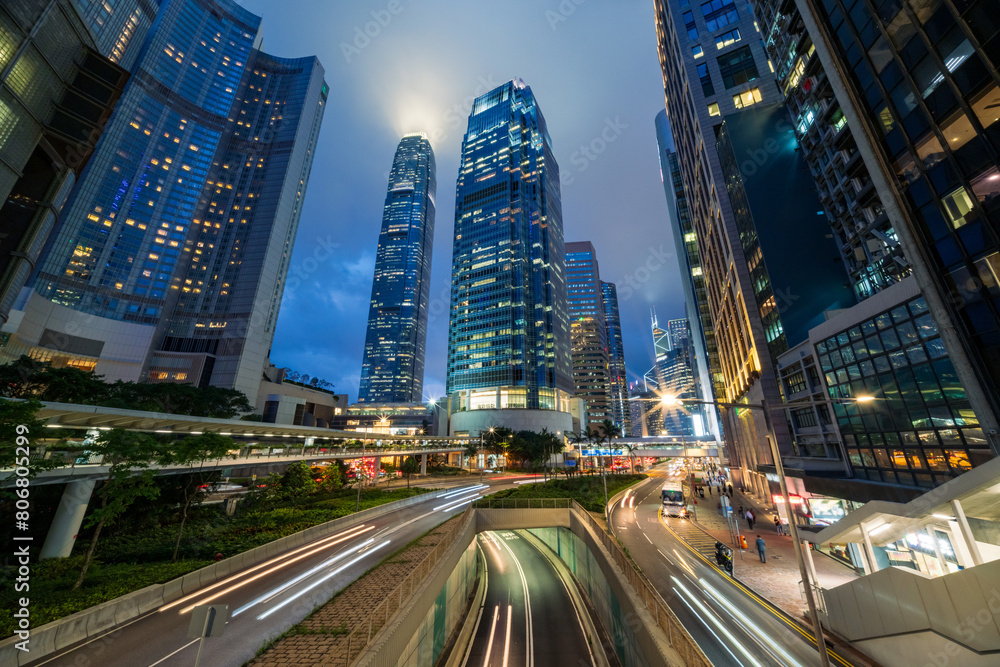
2;0;327;401
358;134;436;404
655;109;724;442
565;242;611;422
446;79;581;437
602;281;632;434
660;346;697;436
0;0;146;325
666;318;690;351
643;310;671;389
71;0;158;71
653;0;800;496
751;0;1000;488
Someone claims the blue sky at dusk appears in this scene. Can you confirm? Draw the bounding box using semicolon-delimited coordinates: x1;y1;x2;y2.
239;0;687;401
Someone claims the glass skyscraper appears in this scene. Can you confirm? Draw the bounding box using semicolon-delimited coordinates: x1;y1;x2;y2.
2;0;327;400
602;280;631;434
566;241;611;422
446;79;574;419
359;133;436;404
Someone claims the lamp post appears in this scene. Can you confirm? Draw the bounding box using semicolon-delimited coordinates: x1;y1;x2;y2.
479;427;494;483
656;394;873;667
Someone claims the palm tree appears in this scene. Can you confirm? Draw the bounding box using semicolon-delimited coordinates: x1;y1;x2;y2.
598;419;621;474
622;441;639;474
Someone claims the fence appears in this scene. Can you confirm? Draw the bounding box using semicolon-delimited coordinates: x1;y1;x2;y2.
470;497;572;510
344;509;476;665
572;500;713;667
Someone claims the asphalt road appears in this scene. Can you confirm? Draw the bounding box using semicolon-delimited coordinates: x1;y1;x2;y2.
29;480;503;667
461;530;595;667
608;468;856;667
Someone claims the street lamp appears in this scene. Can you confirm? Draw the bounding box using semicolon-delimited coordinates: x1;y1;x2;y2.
479;427;494;482
649;393;876;667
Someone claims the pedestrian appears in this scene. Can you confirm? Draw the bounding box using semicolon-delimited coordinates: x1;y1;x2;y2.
774;515;783;535
747;509;755;530
738;504;744;519
728;483;733;496
756;535;766;563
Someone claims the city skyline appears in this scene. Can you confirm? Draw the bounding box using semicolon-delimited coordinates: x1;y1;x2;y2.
235;0;689;402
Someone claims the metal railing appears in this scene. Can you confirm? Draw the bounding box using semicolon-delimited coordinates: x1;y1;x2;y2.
470;497;572;510
572;500;713;667
347;509;475;665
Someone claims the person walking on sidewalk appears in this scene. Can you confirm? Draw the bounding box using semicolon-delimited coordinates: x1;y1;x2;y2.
756;535;766;563
738;504;744;520
746;509;755;530
774;515;784;535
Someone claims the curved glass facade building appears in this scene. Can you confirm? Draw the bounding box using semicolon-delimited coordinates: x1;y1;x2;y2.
359;133;436;404
446;79;573;414
3;0;327;400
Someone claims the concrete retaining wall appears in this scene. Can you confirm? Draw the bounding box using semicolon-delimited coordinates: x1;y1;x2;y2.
0;491;436;667
355;504;689;667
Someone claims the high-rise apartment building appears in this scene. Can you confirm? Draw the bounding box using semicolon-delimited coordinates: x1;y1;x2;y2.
566;242;611;422
746;0;1000;499
653;0;800;497
446;79;582;437
655;109;724;442
1;0;327;401
358;134;436;404
0;0;144;326
602;281;631;434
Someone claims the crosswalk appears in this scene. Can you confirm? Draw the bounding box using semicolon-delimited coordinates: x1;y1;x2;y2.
660;511;721;562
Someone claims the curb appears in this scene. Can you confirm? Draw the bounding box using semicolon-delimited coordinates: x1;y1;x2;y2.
0;490;437;667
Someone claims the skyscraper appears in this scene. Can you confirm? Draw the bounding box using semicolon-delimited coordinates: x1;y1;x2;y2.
0;0;147;325
748;0;1000;493
566;241;611;422
654;0;799;496
446;79;581;436
2;0;327;401
643;310;671;390
666;318;689;351
602;281;631;435
358;134;436;404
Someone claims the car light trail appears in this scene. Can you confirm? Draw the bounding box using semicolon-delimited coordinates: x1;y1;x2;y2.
701;579;805;667
433;490;483;511
672;576;762;667
437;484;487;498
493;532;533;667
162;523;373;612
256;540;391;620
482;605;500;666
231;537;376;616
502;604;513;667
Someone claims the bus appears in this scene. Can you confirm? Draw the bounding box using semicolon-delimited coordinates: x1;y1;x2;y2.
661;481;686;517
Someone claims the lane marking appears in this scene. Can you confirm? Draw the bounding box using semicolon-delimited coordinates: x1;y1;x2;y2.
232;538;375;616
672;577;763;667
502;604;513;667
162;523;372;612
482;605;500;666
702;579;805;667
147;638;199;667
492;532;533;667
256;540;390;620
672;588;746;667
656;508;851;667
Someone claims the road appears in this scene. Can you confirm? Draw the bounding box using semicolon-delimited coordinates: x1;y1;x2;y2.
28;481;502;667
609;468;856;667
461;530;596;667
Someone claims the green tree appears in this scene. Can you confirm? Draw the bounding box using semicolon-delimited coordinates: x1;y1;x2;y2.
74;429;162;589
598;419;621;474
463;442;479;473
315;465;343;493
0;356;47;398
400;456;420;489
0;399;58;492
281;461;317;500
158;432;235;562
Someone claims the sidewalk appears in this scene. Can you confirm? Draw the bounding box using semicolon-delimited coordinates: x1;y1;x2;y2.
689;486;858;621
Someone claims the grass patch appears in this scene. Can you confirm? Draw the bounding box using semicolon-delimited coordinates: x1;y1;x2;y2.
487;474;647;512
0;486;430;638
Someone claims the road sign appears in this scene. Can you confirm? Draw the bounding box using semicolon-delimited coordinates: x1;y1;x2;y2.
188;604;228;638
565;459;577;466
188;604;228;667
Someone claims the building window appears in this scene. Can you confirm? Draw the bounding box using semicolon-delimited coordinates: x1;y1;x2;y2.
697;62;715;96
717;45;759;89
701;0;738;32
732;87;762;108
693;44;704;59
941;185;975;230
715;28;740;49
708;102;721;116
683;10;698;40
